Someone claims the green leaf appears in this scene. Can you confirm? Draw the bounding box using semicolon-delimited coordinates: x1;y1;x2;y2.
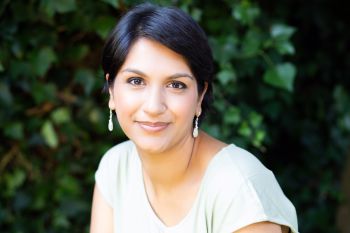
11;41;23;59
210;36;238;64
242;29;262;56
263;63;296;92
249;112;263;128
224;106;241;124
4;169;26;196
276;40;295;55
0;61;4;72
100;0;119;9
238;121;252;137
32;47;57;77
58;175;80;196
10;61;32;79
51;108;71;124
233;1;260;25
254;130;266;147
74;69;95;95
191;8;202;22
271;24;296;40
32;83;56;104
89;108;102;123
92;16;116;39
54;0;76;13
202;123;220;139
40;0;55;17
53;210;70;228
4;122;24;140
217;69;236;85
40;0;76;16
0;81;13;105
66;44;89;60
41;120;58;148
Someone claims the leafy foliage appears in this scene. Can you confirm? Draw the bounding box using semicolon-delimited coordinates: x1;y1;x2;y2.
0;0;349;232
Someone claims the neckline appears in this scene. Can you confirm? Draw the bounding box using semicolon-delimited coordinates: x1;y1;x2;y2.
133;143;234;230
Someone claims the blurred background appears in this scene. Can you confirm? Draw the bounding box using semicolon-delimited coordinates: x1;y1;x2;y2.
0;0;349;232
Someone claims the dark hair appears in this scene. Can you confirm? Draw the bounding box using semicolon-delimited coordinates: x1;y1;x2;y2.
102;3;214;123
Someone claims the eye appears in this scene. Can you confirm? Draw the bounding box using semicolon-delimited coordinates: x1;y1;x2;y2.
167;81;187;89
127;77;145;86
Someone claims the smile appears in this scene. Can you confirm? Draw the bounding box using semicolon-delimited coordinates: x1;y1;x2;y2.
137;121;169;132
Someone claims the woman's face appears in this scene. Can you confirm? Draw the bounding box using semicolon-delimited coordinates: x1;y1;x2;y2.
108;38;206;154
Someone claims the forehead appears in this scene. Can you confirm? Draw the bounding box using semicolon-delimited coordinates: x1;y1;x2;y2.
119;38;192;75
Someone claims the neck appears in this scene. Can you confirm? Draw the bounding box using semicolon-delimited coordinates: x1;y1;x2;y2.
138;133;200;195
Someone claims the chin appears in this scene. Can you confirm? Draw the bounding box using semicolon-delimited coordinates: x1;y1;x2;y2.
131;137;171;155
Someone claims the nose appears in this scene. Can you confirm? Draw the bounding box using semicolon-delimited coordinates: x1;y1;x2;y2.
142;86;166;116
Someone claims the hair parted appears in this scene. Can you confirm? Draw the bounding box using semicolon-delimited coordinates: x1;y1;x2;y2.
102;3;214;123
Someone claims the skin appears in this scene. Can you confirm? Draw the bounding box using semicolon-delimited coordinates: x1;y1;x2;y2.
90;38;288;233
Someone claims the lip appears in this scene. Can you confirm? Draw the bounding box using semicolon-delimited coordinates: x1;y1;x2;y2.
137;121;169;132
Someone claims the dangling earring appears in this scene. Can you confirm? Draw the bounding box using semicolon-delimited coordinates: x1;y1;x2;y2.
108;109;113;132
193;116;199;138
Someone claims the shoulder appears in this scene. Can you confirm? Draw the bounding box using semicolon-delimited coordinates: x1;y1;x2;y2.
205;144;289;205
102;139;135;158
98;140;135;168
201;144;299;233
205;144;271;189
94;140;137;207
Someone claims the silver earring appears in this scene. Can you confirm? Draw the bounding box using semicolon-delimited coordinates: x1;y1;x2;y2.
108;109;113;132
193;116;199;138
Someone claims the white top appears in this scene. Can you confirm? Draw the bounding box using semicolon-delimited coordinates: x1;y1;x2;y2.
95;140;298;233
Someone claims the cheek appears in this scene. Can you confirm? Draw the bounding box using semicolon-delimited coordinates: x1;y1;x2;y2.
168;93;198;120
113;87;141;114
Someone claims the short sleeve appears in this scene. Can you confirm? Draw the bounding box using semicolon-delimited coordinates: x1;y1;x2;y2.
212;170;298;233
95;150;117;207
94;140;136;209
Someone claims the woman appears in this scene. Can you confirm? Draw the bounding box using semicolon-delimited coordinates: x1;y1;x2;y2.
90;3;298;233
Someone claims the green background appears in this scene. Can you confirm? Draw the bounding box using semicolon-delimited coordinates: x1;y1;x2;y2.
1;0;349;232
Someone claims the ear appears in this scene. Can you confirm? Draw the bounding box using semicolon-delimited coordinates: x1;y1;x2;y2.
196;82;208;116
106;74;116;110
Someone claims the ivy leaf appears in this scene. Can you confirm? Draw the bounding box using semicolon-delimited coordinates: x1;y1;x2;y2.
40;0;56;17
224;106;241;124
0;61;4;72
51;108;71;124
4;169;26;196
242;29;262;56
217;69;236;85
0;81;13;106
210;36;238;64
65;45;89;61
233;1;260;25
54;0;76;13
100;0;119;9
263;63;296;92
32;82;56;104
238;121;252;137
271;24;296;40
41;120;58;148
74;69;95;95
191;8;202;22
4;122;24;140
32;47;57;77
249;112;263;128
92;16;116;39
253;129;266;148
40;0;76;16
276;40;295;55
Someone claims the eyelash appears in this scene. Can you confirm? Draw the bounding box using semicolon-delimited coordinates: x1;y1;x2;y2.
127;78;187;89
127;77;144;86
167;81;187;89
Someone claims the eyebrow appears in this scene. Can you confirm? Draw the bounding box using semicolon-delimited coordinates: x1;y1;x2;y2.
121;68;194;80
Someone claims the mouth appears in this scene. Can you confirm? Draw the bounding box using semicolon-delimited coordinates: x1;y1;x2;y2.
136;121;170;133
